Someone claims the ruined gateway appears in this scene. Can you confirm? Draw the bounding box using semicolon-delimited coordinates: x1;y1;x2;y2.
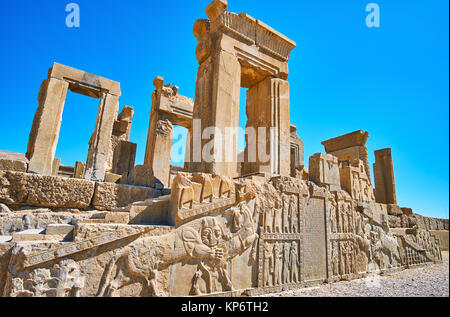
0;0;448;297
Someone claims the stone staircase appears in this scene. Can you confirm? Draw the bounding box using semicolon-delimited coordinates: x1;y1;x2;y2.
11;224;75;242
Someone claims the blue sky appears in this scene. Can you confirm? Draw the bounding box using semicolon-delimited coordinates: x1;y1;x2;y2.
0;0;448;219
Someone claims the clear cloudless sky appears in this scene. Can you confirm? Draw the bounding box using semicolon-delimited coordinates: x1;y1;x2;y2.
0;0;448;219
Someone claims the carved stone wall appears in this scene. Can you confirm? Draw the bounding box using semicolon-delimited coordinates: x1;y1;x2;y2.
0;172;444;297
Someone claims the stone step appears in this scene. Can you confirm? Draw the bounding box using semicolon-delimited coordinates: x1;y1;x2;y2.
11;228;46;242
11;225;77;242
45;224;75;238
74;212;130;225
128;195;172;225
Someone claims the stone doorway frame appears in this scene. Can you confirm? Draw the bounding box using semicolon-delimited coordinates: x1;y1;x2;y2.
26;63;121;182
186;0;296;178
144;76;194;187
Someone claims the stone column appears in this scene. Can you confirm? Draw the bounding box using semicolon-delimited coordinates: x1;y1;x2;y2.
373;148;397;204
85;93;119;182
187;50;241;178
27;78;69;175
244;77;291;176
144;117;174;187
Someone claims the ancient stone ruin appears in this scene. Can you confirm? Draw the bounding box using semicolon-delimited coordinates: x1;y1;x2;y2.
0;0;448;297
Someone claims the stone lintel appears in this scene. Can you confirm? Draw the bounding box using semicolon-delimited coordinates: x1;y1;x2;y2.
199;1;296;67
322;130;369;153
216;12;296;62
49;63;121;97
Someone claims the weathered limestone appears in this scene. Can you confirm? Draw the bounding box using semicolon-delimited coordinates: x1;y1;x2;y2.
111;141;136;176
309;153;340;191
430;230;449;251
0;211;96;236
104;172;122;184
290;125;304;177
0;0;447;299
92;182;160;211
0;171;95;210
109;106;135;173
51;158;61;176
0;151;28;172
0;170;446;297
73;161;86;179
339;159;375;203
322;130;372;184
187;50;242;177
187;0;296;178
26;63;121;182
373;148;397;204
144;77;193;187
45;224;75;237
243;77;291;176
129;165;155;188
85;93;120;181
58;165;75;178
170;173;235;226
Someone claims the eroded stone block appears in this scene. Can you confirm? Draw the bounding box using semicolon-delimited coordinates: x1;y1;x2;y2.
374;148;397;205
111;141;136;176
387;204;402;216
309;153;340;190
92;182;160;211
73;162;86;179
105;172;122;184
0;151;29;172
0;171;95;209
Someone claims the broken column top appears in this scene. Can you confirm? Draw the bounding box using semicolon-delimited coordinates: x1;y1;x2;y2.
48;62;121;97
152;76;194;127
321;130;369;153
375;148;393;157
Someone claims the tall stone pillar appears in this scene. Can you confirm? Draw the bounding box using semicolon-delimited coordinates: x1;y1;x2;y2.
187;50;241;178
27;78;69;175
145;117;174;187
85;93;119;182
373;148;397;204
243;77;291;176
